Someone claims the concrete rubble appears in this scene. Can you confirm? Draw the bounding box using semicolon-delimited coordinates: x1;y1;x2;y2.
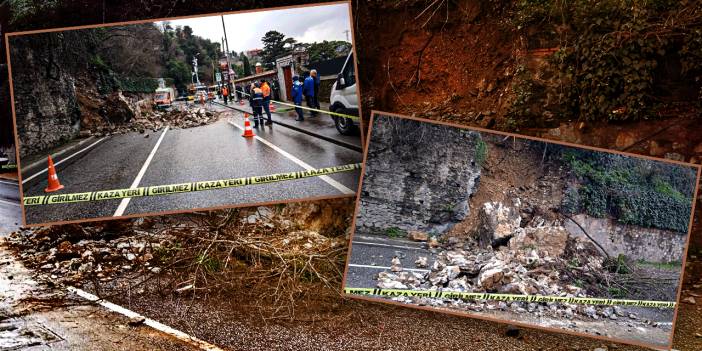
373;201;669;330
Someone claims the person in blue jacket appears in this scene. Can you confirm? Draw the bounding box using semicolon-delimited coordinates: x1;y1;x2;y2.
291;75;304;121
302;72;318;117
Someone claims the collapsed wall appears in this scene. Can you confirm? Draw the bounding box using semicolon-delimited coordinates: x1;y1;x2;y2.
356;115;482;235
9;33;81;158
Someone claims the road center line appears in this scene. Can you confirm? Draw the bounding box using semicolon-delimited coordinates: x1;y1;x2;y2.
113;127;169;217
352;241;427;251
67;287;226;351
347;263;430;273
22;137;106;184
226;118;355;195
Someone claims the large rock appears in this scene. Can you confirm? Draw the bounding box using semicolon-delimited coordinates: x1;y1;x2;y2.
477;202;522;247
101;91;136;124
509;225;569;257
356;116;482;235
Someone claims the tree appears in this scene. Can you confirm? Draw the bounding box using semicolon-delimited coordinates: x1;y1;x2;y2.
166;59;191;92
242;55;252;76
260;30;288;69
307;40;351;62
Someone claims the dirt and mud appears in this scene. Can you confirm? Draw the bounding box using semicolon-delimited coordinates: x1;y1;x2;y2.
354;0;702;164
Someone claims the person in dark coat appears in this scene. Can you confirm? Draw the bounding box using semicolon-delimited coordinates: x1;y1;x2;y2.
291;75;304;121
310;69;321;109
303;72;318;117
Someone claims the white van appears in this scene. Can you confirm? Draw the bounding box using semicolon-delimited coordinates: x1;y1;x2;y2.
329;52;359;135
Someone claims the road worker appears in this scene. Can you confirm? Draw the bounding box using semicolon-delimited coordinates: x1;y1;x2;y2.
250;82;264;128
260;79;273;126
222;85;229;105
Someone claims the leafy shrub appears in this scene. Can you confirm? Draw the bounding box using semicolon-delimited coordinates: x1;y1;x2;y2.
559;147;695;232
510;0;702;124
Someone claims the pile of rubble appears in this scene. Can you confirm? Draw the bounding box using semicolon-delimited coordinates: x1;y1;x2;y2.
374;201;667;327
6;204;348;289
80;91;219;137
6;221;171;287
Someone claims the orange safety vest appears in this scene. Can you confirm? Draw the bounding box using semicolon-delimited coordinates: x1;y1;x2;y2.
222;87;229;96
261;83;270;98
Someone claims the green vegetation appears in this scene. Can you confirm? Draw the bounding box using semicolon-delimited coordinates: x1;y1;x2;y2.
475;138;488;166
560;147;695;232
509;0;702;125
385;227;407;238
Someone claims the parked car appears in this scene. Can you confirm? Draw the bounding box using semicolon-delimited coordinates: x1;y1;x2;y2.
329;52;359;135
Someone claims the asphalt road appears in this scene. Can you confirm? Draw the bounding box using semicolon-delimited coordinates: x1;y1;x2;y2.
21;110;361;225
213;98;362;149
0;179;21;233
345;234;437;288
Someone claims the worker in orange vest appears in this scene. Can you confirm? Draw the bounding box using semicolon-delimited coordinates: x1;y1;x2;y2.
222;85;229;105
260;79;273;125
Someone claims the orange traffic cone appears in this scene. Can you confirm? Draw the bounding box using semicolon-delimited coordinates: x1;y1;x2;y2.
242;113;255;138
44;155;64;193
269;102;276;112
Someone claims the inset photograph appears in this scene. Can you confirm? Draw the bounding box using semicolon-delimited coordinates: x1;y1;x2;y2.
7;2;362;226
344;112;700;349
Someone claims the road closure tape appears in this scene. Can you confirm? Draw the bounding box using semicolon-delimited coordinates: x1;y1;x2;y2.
23;163;361;206
236;91;360;120
344;287;676;308
1;164;17;170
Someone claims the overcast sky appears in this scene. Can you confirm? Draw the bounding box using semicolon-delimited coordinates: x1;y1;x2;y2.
158;3;351;53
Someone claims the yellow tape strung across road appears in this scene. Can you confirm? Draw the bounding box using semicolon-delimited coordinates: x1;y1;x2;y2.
23;163;361;206
236;91;360;120
1;164;17;170
344;287;676;308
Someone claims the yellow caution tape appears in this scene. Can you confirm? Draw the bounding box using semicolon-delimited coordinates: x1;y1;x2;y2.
344;287;676;308
236;91;360;120
1;164;17;170
23;163;361;206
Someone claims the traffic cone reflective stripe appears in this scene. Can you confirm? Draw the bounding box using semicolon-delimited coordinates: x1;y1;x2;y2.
44;155;64;193
242;113;255;138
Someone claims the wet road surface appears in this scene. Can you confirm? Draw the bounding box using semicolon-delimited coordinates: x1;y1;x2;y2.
345;234;436;288
21;113;362;224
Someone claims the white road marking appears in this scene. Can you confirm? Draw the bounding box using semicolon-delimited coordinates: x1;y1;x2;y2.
0;180;18;186
22;137;106;184
113;127;169;216
227;118;355;195
21;136;97;171
67;287;226;351
347;264;430;273
353;241;427;251
0;199;20;207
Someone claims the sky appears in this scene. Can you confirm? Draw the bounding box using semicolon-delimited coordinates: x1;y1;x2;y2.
158;3;352;54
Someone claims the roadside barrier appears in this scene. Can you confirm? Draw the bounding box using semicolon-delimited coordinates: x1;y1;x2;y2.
344;287;676;308
23;163;361;206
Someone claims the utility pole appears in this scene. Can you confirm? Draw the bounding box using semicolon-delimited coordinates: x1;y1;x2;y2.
221;15;232;88
343;29;350;42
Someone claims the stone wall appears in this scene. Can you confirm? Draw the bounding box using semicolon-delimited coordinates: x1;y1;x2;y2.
9;33;81;158
356;115;482;235
565;214;687;263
